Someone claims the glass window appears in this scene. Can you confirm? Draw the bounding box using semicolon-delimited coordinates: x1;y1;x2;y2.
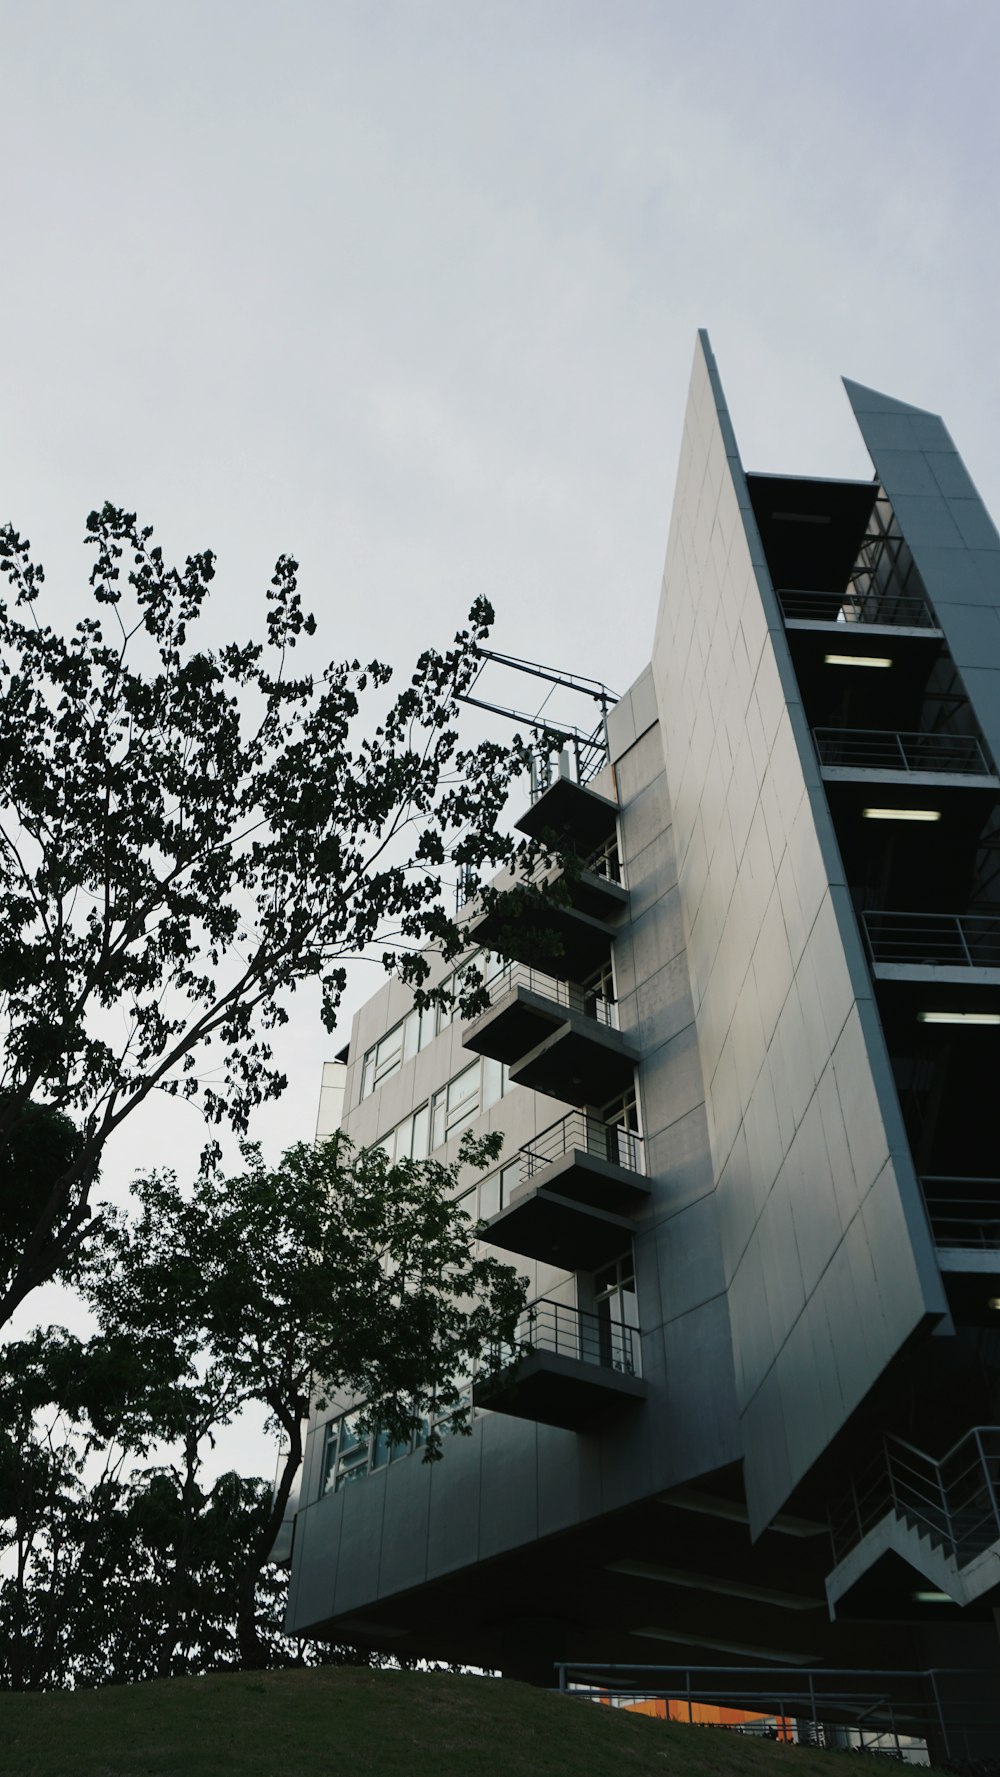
402;1008;421;1063
446;1062;480;1139
431;1089;446;1152
479;1172;500;1220
482;1054;504;1110
375;1025;403;1084
321;1421;340;1495
594;1254;640;1376
411;1102;430;1162
371;1426;410;1470
435;972;456;1036
499;1162;521;1208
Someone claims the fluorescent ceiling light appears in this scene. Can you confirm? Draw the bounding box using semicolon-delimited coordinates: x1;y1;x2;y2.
630;1626;820;1665
825;654;893;668
862;808;941;822
988;1298;1000;1311
919;1011;1000;1025
606;1559;821;1611
913;1590;953;1604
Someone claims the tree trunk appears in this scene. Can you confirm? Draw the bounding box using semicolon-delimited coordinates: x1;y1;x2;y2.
235;1408;303;1670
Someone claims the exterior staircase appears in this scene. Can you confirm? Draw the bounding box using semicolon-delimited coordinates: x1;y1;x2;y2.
825;1427;1000;1615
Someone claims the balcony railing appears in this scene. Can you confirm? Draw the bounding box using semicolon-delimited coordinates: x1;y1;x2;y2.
527;830;623;894
480;961;618;1029
777;586;937;628
488;1297;640;1379
863;910;1000;969
814;727;992;776
520;1109;644;1181
921;1178;1000;1250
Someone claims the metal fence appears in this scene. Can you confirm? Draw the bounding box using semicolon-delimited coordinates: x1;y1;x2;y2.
481;961;618;1028
814;726;991;775
554;1663;1000;1761
520;1109;644;1180
864;909;1000;968
777;586;937;628
921;1177;1000;1249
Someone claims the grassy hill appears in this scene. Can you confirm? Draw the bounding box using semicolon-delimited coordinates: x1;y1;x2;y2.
0;1665;926;1777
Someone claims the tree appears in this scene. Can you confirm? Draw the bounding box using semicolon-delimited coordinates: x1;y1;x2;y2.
83;1131;527;1670
0;503;531;1326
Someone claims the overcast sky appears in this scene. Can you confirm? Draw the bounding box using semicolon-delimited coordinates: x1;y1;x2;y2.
4;0;999;1466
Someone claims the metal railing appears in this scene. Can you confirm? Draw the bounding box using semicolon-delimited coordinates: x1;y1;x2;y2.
527;830;623;893
863;909;1000;968
814;726;991;776
480;961;619;1028
555;1664;1000;1761
529;725;609;799
921;1177;1000;1250
520;1109;644;1181
829;1426;1000;1573
487;1296;640;1379
777;586;937;628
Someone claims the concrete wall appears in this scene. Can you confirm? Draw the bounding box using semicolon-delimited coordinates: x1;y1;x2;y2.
651;332;947;1533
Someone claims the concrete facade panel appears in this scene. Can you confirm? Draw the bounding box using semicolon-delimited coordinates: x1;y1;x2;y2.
425;1431;483;1576
378;1454;433;1597
332;1475;388;1616
478;1414;539;1561
289;1494;342;1630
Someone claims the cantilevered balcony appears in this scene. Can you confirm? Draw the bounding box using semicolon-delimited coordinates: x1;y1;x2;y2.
463;963;615;1062
778;586;940;634
473;1296;646;1431
481;1110;650;1270
463;964;639;1103
528;832;628;924
470;885;615;981
814;727;996;785
516;774;620;854
863;911;1000;983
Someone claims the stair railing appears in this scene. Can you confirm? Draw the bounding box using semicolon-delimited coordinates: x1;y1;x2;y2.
829;1426;1000;1570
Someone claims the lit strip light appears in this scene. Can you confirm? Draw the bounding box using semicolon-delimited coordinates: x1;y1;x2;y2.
862;808;941;822
919;1012;1000;1025
824;654;893;668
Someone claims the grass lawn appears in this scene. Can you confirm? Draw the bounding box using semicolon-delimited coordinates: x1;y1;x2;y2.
0;1665;922;1777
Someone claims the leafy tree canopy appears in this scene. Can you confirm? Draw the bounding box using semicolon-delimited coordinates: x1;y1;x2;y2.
81;1131;527;1668
0;504;533;1325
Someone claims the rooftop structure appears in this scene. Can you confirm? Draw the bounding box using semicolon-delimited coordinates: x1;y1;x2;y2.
284;335;1000;1755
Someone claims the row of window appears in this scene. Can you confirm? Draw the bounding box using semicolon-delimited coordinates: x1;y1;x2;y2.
360;951;509;1101
322;1386;473;1495
375;1054;511;1165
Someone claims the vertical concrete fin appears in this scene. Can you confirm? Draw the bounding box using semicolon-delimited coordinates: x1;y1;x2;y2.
844;377;1000;772
652;336;947;1539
